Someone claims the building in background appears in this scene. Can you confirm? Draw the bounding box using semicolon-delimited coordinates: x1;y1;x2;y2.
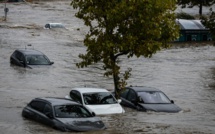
175;19;212;42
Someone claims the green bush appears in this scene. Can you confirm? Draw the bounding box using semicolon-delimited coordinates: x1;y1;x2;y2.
176;12;195;20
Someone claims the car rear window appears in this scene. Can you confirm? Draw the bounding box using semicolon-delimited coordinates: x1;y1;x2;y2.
29;101;46;112
83;92;117;105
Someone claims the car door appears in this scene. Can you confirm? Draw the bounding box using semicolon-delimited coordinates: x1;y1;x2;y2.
70;90;83;104
120;88;129;106
123;89;138;109
11;51;24;66
28;100;46;121
32;101;55;126
40;103;55;127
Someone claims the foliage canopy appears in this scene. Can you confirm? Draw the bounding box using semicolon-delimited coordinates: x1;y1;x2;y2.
71;0;179;98
201;9;215;42
177;0;215;15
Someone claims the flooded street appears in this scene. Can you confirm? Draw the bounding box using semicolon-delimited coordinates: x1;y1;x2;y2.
1;1;215;133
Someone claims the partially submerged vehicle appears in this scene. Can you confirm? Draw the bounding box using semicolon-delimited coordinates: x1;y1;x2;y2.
44;23;65;29
10;48;54;68
120;86;181;113
65;88;125;115
22;97;106;132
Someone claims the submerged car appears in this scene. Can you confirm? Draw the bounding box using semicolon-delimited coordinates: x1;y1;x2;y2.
120;86;181;113
44;23;65;29
22;97;106;132
10;49;54;68
65;88;125;115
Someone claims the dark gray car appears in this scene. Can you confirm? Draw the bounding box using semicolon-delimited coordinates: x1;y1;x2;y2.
120;86;181;113
22;97;106;132
10;49;54;68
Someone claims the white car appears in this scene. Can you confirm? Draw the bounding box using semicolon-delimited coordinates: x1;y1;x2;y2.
44;23;65;29
65;88;125;115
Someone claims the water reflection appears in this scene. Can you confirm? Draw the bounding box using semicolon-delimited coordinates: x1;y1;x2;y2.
10;64;28;74
209;67;215;89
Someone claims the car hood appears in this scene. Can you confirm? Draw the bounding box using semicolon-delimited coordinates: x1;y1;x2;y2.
139;103;181;113
86;104;125;115
56;117;105;132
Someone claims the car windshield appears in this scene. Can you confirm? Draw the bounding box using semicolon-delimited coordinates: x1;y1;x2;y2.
83;92;117;105
26;55;50;65
137;91;171;104
54;105;92;118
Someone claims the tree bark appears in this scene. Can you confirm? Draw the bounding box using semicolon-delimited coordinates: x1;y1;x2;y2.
199;2;203;16
113;72;120;99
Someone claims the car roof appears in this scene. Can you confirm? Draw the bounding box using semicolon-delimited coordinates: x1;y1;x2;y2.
72;88;109;94
34;97;80;106
46;23;65;28
16;49;44;56
47;23;63;25
126;86;161;92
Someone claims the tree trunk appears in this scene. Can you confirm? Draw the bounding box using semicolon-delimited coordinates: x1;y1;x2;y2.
111;56;120;99
113;72;120;99
199;2;203;16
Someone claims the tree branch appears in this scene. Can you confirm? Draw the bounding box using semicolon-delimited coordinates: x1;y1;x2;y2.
114;51;129;60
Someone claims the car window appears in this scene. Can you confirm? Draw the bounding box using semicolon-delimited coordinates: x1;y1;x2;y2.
20;54;25;62
15;51;25;61
50;24;65;28
54;105;92;118
120;88;129;98
45;24;50;29
159;92;171;103
29;100;46;112
127;89;137;101
70;91;82;104
83;92;117;105
43;104;52;114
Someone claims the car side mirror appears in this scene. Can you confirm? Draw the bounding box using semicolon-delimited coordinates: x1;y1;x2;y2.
20;60;27;67
138;96;144;103
171;100;174;104
91;112;96;117
117;99;122;103
20;60;24;64
65;95;71;99
50;61;54;65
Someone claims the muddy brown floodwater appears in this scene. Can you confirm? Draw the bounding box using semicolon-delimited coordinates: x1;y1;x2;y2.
1;1;215;134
